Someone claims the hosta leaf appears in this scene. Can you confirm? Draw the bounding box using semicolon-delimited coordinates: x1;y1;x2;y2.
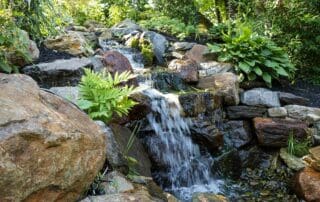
264;60;278;68
208;44;221;53
238;61;251;73
262;72;272;84
277;67;289;76
246;60;256;67
254;67;263;76
248;72;257;81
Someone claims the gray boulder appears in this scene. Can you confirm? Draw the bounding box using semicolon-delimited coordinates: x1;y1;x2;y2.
241;88;281;107
49;86;79;104
285;105;320;123
141;31;168;65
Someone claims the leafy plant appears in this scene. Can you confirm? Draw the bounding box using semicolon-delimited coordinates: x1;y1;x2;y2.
208;24;295;86
78;69;137;123
287;133;310;158
0;8;31;73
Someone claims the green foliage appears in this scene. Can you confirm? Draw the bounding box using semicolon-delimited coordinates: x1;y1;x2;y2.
287;134;311;158
208;24;295;86
78;69;137;123
0;9;31;73
140;16;200;40
87;168;108;195
128;37;154;66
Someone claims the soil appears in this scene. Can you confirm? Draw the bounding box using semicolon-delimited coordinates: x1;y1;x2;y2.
273;79;320;107
35;45;75;63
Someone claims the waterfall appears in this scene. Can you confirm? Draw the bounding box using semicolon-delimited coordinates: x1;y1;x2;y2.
142;88;222;201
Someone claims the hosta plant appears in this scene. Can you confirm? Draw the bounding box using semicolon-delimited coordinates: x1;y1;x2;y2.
208;24;295;86
78;69;137;123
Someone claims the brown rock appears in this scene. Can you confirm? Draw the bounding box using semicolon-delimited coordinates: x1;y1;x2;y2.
253;117;308;147
197;73;240;106
294;167;320;201
184;44;213;63
168;59;199;83
102;50;134;74
44;31;91;56
0;74;107;201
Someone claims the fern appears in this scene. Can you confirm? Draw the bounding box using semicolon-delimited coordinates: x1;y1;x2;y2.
78;69;137;123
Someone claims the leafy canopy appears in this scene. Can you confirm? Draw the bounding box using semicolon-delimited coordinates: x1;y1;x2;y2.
78;69;137;123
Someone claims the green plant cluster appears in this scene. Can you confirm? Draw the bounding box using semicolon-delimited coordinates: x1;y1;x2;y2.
78;69;137;123
128;37;154;66
0;9;31;73
208;24;295;86
287;134;311;158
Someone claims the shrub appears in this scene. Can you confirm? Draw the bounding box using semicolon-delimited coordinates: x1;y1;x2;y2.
0;9;31;73
208;24;295;86
78;69;137;123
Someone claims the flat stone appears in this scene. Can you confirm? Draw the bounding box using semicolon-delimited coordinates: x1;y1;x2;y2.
278;92;309;106
268;107;287;118
253;117;308;147
172;42;196;51
285;105;320;123
197;73;240;106
192;193;228;202
22;57;93;88
280;148;305;171
294;167;320;202
226;105;267;119
49;86;79;104
241;88;280;107
199;62;233;78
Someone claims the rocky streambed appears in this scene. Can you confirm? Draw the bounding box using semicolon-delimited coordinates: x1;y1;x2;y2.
1;19;320;202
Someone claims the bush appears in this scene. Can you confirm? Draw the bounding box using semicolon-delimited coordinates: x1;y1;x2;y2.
208;24;295;86
0;9;31;73
78;69;137;123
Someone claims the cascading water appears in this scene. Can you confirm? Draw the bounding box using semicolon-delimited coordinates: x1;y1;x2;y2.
142;88;223;201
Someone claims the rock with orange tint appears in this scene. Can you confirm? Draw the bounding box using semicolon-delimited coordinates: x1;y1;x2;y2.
293;167;320;201
168;59;199;83
0;73;107;201
102;50;134;74
253;117;308;147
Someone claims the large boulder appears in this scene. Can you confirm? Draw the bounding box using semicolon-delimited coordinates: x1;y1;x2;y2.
168;59;199;83
151;71;189;92
197;73;240;106
22;57;93;88
7;30;39;67
253;117;308;147
184;44;213;63
44;31;91;56
226;106;267;120
241;88;281;107
285;105;320;123
293;167;320;201
0;74;106;201
141;31;168;65
111;19;142;38
101;50;134;74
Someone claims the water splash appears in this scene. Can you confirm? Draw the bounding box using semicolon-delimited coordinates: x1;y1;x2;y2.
142;88;223;201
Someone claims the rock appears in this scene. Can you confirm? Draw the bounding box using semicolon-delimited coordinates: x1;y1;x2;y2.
172;42;196;51
141;31;168;65
278;92;309;106
223;121;253;148
109;124;152;177
49;86;79;104
226;105;267;119
44;31;91;56
197;73;240;106
313;121;320;145
168;51;185;59
69;25;88;32
198;62;233;78
168;59;199;83
7;30;39;67
184;44;214;63
241;88;281;107
98;29;113;43
22;57;92;88
127;91;152;122
96;121;129;174
293;167;320;202
111;19;142;38
82;187;163;202
179;92;222;117
152;71;189;92
102;171;134;194
238;146;275;169
192;193;229;202
101;50;134;74
310;146;320;163
268;107;287;118
0;74;106;201
190;119;223;153
279;148;305;171
253;117;308;147
285;105;320;123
